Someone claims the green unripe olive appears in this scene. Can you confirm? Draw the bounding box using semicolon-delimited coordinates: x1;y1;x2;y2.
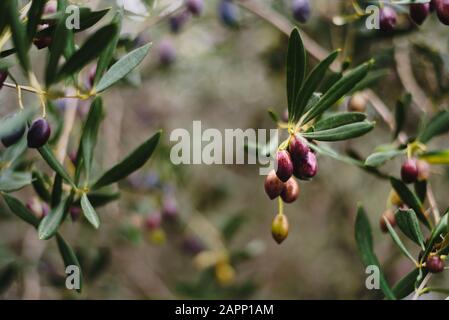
271;213;289;244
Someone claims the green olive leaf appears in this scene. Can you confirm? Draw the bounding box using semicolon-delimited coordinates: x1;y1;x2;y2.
395;208;425;249
92;130;161;190
418;110;449;143
364;149;405;168
93;10;122;86
56;234;82;292
384;215;418;263
292;50;340;122
302;120;374;141
95;43;151;93
355;205;396;300
38;196;68;240
38;145;76;188
314;112;366;131
45;12;70;86
2;193;40;228
56;24;118;81
0;171;32;192
80;193;100;229
302;61;372;124
391;268;423;299
286;28;306;121
390;177;430;229
26;1;46;45
79;97;103;178
6;0;30;73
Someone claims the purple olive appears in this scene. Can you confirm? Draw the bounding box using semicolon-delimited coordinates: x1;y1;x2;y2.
292;0;311;23
182;235;206;255
158;39;176;66
186;0;204;16
264;169;285;200
169;11;191;33
294;151;317;180
410;3;430;25
288;134;310;163
70;207;82;222
27;118;51;148
1;125;25;147
275;150;294;182
280;178;300;203
379;6;397;32
218;0;238;27
436;0;449;25
401;158;418;184
426;255;445;273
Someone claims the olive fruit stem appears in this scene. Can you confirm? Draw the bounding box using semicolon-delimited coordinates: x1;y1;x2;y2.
278;197;284;215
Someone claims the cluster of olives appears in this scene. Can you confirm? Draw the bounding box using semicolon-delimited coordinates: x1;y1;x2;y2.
264;134;317;244
380;0;449;32
1;117;51;149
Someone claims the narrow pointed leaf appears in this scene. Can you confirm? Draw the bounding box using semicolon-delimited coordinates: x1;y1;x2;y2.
92;130;161;189
392;268;422;299
56;24;118;81
38;198;66;240
414;180;427;204
286;28;306;120
418;110;449;143
393;93;411;139
422;213;448;260
2;193;39;227
80;193;100;229
293;50;339;121
31;170;51;202
395;208;425;249
314;112;366;131
384;216;417;263
38;145;75;188
45;13;70;86
80;97;103;176
6;0;29;72
355;205;396;300
303;61;372;124
93;11;122;86
96;43;151;93
56;234;82;292
349;69;389;94
390;177;429;229
364;149;404;167
0;171;32;192
302;120;374;141
26;1;46;45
